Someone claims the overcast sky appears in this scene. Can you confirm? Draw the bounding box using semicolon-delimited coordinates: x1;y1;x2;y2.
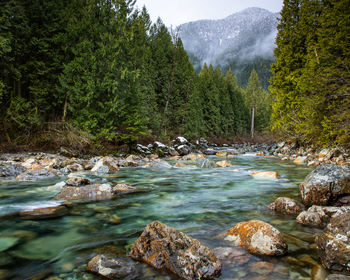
135;0;283;26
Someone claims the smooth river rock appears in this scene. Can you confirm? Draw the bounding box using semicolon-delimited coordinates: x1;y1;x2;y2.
267;197;305;216
87;254;139;279
129;221;221;280
316;211;350;272
225;220;288;256
299;164;350;207
54;184;114;201
250;171;280;179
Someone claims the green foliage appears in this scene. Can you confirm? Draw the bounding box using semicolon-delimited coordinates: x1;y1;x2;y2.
270;0;350;147
0;0;270;146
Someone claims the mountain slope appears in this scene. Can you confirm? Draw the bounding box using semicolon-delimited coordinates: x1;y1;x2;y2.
179;7;279;88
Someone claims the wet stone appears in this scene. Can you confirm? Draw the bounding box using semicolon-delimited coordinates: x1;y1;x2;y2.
213;247;252;266
16;169;56;181
299;164;350;207
129;221;221;280
267;197;305;216
225;220;288;256
316;211;350;273
87;254;139;279
19;205;69;220
248;261;274;275
0;237;20;252
66;177;91;187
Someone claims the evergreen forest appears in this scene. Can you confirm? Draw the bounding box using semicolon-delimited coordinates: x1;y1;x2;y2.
0;0;348;149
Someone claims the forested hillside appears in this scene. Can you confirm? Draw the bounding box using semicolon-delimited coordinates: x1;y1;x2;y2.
270;0;350;147
0;0;272;149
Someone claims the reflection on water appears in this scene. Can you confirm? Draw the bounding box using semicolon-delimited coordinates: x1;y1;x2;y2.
0;154;320;279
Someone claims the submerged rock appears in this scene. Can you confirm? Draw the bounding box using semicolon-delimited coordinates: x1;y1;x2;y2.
326;275;350;280
299;164;350;207
181;153;206;161
267;197;305;216
19;205;69;220
54;184;114;201
225;220;288;256
0;237;20;252
87;254;139;279
213;247;252;266
112;184;141;195
250;171;280;179
16;169;56;181
316;211;350;272
215;160;233;168
129;221;221;280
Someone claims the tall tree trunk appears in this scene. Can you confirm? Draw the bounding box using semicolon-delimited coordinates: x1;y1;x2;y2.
62;95;68;123
251;107;255;139
161;26;180;136
180;78;191;134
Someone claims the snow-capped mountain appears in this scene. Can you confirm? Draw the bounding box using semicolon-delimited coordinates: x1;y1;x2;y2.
179;7;279;73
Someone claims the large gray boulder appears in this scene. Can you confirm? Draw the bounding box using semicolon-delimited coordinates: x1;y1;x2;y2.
299;165;350;207
129;221;221;280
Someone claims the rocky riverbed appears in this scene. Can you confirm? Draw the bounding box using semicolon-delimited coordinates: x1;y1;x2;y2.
0;137;349;280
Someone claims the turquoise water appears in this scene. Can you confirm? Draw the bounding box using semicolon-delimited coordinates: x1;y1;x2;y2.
0;154;322;280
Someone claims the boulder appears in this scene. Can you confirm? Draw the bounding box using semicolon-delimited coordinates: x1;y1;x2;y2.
225;220;288;256
296;210;326;228
181;153;206;161
174;136;188;146
176;145;191;156
16;169;56;181
0;163;26;177
91;157;120;173
294;156;307;165
250;171;280;179
267;197;305;216
296;205;341;228
316;211;350;272
125;155;141;167
215;160;233;168
112;184;140;195
129;221;221;280
19;205;69;220
299;165;350;207
136;144;151;155
87;254;139;279
204;149;216;155
216;151;227;157
66;177;91;187
54;184;114;201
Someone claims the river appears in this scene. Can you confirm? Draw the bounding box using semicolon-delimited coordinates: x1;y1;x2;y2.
0;152;322;280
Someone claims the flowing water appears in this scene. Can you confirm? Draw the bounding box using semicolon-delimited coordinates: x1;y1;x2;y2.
0;153;322;280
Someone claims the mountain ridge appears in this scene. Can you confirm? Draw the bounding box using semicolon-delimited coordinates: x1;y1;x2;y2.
178;7;280;88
